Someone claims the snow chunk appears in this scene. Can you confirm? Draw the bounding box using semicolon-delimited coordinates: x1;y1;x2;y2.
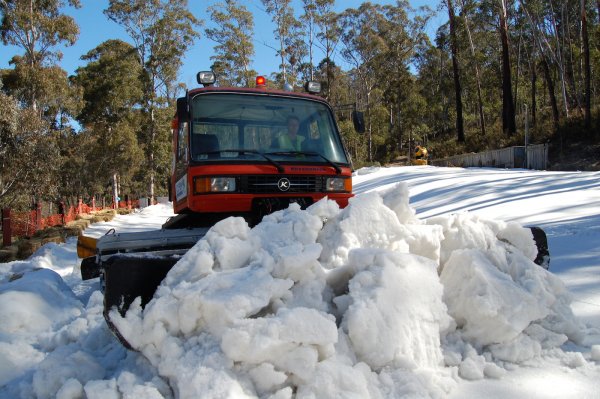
221;307;337;365
440;249;548;346
343;249;450;370
591;345;600;362
0;268;82;336
319;184;443;268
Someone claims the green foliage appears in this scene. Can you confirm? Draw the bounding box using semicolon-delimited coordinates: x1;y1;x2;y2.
0;0;80;62
71;39;145;198
105;0;200;199
0;89;60;209
206;0;256;87
2;0;599;211
0;0;82;208
0;0;80;111
261;0;305;87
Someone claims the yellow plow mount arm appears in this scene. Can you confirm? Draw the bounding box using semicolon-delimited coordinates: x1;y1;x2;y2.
77;235;97;258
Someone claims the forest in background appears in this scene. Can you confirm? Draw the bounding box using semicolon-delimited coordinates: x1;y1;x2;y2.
1;0;598;210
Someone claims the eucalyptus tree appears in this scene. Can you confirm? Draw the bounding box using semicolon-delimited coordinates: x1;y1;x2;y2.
0;83;60;208
0;0;80;112
299;0;335;82
206;0;255;87
498;0;516;135
338;3;389;162
580;0;591;129
446;0;465;142
73;40;144;200
261;0;305;87
300;0;317;80
313;0;338;99
415;36;454;143
0;0;82;206
458;0;486;137
375;2;431;154
520;0;563;132
105;0;200;201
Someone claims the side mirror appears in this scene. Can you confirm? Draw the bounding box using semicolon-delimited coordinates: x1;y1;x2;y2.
352;110;365;133
176;97;189;121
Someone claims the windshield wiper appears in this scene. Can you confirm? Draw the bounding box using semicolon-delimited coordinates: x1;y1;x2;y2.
265;151;342;174
196;149;284;173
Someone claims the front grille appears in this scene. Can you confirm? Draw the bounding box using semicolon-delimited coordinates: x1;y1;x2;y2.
239;175;323;193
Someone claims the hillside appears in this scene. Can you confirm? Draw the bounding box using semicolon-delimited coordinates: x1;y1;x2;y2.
548;140;600;171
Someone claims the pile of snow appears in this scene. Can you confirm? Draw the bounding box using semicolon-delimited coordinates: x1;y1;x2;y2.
2;184;597;398
96;183;582;398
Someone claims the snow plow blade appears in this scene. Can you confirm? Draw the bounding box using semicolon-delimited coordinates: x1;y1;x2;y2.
103;255;179;350
79;227;209;282
77;227;209;348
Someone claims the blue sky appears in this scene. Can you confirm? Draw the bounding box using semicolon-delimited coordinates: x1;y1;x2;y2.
1;0;445;89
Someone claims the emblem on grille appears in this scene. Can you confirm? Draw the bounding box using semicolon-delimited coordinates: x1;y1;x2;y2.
277;178;291;192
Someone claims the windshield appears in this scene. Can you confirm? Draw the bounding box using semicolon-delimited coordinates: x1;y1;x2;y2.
189;93;349;164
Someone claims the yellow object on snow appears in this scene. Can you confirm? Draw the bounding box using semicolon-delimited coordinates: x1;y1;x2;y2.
414;146;428;165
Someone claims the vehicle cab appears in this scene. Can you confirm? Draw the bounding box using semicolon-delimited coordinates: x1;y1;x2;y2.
170;71;363;225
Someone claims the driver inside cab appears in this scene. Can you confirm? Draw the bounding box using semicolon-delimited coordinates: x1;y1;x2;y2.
277;115;305;151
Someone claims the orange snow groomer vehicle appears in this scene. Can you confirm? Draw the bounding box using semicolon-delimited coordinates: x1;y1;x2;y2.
168;71;359;228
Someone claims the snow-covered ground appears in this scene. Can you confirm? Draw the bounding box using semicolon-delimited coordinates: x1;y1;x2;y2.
1;165;599;398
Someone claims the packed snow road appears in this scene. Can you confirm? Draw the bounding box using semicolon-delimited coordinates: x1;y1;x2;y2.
1;165;599;398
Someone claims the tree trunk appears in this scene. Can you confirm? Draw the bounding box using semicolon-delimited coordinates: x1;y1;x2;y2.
149;106;156;204
447;0;465;142
307;16;315;81
499;0;516;135
540;58;560;132
549;1;570;118
460;0;486;136
581;0;591;129
530;63;537;127
367;89;372;162
113;173;119;209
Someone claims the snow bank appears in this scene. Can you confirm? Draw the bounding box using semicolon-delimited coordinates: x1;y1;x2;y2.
102;183;582;398
0;262;169;397
0;268;83;386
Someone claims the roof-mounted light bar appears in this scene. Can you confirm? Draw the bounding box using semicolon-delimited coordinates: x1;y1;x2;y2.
197;71;216;87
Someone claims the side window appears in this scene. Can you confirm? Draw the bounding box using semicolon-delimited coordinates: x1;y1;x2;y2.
177;122;188;161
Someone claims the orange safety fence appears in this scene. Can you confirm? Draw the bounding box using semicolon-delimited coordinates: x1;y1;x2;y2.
1;197;146;246
7;205;88;238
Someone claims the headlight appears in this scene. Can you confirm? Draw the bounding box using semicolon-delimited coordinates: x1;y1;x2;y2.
325;177;351;192
194;177;236;193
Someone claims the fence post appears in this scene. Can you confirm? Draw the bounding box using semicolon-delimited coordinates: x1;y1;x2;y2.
36;202;42;231
78;198;83;215
59;201;66;225
2;208;11;247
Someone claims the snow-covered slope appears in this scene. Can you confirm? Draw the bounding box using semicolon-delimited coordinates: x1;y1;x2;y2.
1;166;599;398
